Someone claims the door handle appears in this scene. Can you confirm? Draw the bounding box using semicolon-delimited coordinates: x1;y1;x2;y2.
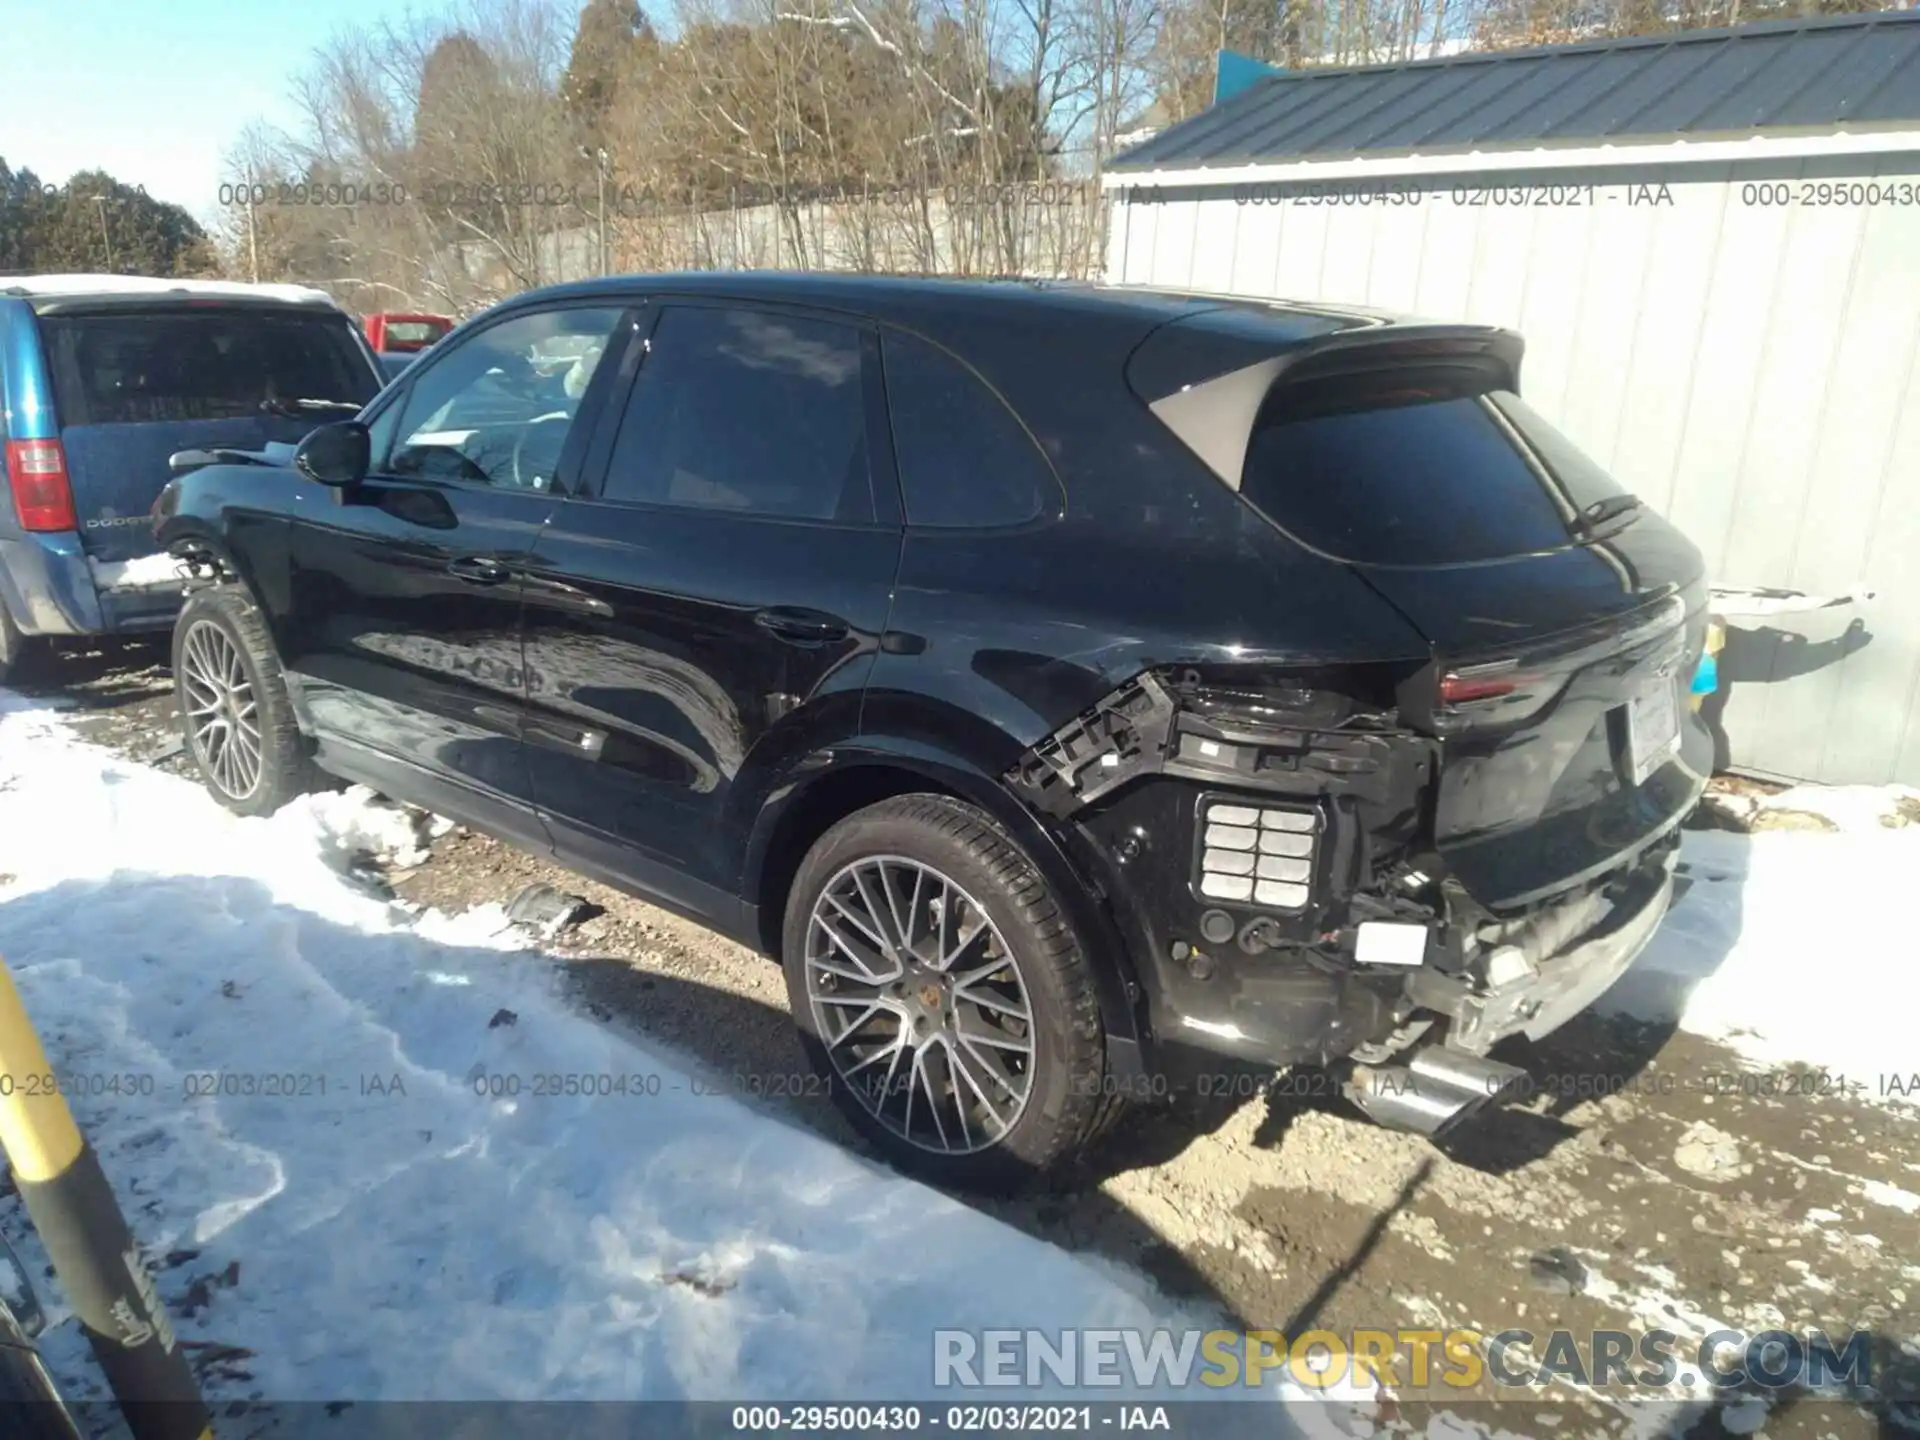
447;555;512;586
521;716;606;759
754;607;849;645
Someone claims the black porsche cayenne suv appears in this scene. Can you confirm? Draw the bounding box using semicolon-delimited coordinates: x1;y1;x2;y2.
154;273;1710;1189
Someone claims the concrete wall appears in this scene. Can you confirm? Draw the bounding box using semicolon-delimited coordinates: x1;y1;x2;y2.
449;186;1108;295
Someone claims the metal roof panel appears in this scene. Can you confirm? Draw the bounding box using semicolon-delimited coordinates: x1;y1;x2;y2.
1539;43;1706;135
1336;65;1500;150
1763;23;1920;124
1106;10;1920;172
1234;71;1413;158
1647;31;1817;131
1429;56;1603;145
1849;23;1920;121
1496;51;1648;139
1174;75;1364;164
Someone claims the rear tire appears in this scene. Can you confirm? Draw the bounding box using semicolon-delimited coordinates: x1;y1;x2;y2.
0;600;46;687
173;585;317;816
781;794;1122;1193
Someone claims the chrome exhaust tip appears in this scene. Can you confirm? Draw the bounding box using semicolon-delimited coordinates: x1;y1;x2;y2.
1408;1046;1532;1107
1345;1047;1531;1137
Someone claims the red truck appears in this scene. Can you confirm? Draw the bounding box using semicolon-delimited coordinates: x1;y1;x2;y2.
362;312;455;382
363;312;454;353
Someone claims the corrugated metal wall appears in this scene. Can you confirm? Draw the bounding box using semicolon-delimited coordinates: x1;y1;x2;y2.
1106;154;1920;786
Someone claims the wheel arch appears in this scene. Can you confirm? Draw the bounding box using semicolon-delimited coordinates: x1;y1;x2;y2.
155;472;298;634
170;562;315;738
744;737;1150;1081
156;512;243;583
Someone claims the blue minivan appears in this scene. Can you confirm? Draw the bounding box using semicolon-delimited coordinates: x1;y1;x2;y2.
0;275;384;681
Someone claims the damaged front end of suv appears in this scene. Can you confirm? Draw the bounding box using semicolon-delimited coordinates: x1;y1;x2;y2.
1007;653;1695;1136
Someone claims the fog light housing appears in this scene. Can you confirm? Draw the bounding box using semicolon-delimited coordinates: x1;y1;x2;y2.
1195;798;1319;910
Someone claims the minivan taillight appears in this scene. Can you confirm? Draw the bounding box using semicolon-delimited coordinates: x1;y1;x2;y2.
5;439;77;532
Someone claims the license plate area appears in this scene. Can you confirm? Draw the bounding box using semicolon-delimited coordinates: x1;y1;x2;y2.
1624;678;1681;786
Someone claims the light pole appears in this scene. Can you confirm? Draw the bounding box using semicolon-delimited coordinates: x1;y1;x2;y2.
244;165;261;283
91;196;116;272
580;146;611;274
598;148;610;273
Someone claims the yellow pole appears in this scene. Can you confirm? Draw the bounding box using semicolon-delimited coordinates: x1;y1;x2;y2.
0;963;211;1440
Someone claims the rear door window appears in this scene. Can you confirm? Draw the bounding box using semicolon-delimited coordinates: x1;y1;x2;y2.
1239;371;1632;566
601;305;872;523
41;307;378;427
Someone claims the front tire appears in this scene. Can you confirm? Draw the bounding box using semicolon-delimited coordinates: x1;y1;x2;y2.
782;794;1121;1192
173;585;316;816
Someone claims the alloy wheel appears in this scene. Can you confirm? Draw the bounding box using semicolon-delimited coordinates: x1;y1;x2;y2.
179;620;263;801
804;856;1036;1155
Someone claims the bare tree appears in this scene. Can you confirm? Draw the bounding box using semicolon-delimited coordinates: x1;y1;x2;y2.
218;0;1113;293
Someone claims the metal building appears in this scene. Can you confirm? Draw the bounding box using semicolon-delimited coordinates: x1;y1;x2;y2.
1103;11;1920;786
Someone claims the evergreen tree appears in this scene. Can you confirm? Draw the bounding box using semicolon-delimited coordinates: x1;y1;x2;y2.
1;158;46;270
562;0;655;150
0;160;213;276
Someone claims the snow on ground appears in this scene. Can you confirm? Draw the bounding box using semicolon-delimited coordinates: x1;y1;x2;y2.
1701;781;1920;834
1759;781;1920;831
3;681;1916;1432
0;696;1234;1409
3;276;334;305
88;553;191;592
1600;797;1920;1092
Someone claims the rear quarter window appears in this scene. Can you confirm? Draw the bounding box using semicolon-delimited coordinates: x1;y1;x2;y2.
881;331;1061;529
1240;371;1631;566
41;307;378;427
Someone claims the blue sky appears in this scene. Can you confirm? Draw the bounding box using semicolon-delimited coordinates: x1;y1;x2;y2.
0;0;436;226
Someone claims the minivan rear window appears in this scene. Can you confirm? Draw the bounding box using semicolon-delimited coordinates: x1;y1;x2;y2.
1238;369;1632;566
41;308;379;427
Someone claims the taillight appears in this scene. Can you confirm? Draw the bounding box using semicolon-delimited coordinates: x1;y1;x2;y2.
5;439;77;533
1438;671;1524;705
1426;661;1560;730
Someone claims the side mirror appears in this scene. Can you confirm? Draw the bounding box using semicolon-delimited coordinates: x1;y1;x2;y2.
294;421;371;489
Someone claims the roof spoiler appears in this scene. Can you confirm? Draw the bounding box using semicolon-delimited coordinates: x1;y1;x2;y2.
1131;321;1525;491
27;293;341;315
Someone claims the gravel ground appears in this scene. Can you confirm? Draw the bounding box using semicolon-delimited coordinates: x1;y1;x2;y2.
20;644;1920;1438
